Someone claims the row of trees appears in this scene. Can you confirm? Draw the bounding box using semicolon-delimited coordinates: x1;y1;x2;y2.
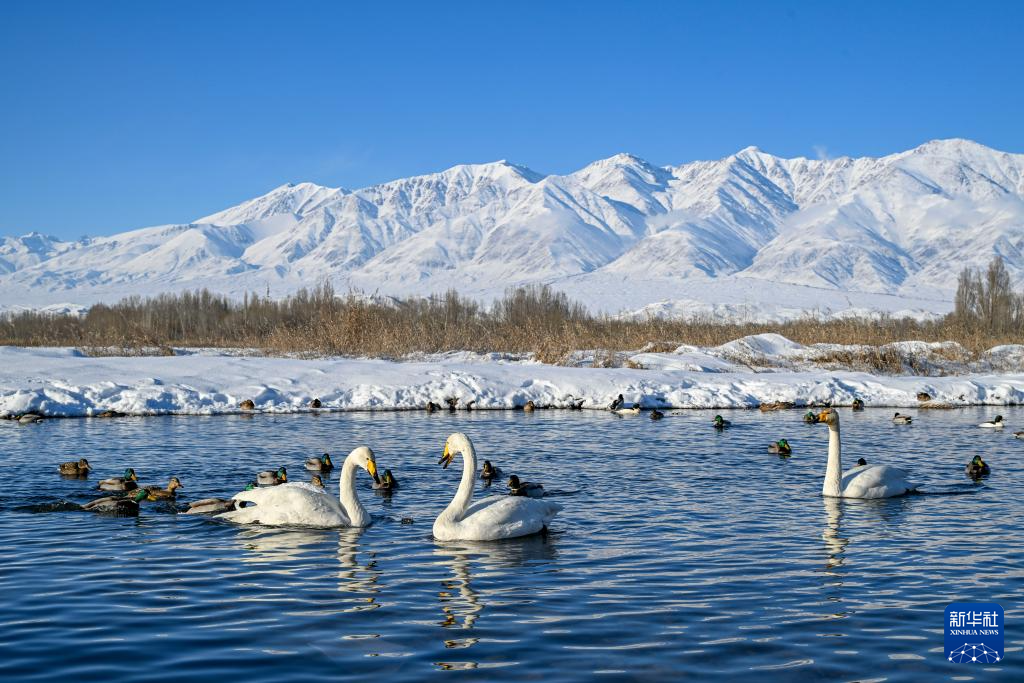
952;256;1024;334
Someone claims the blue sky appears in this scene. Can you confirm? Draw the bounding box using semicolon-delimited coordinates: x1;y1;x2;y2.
1;1;1022;239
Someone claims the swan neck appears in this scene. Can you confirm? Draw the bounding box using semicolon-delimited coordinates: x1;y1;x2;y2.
823;422;842;497
340;455;369;526
443;438;477;522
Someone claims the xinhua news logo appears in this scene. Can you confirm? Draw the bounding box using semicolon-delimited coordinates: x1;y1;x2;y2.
945;603;1003;664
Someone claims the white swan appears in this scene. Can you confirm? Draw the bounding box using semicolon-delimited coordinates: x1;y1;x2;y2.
216;446;380;527
433;433;562;541
817;409;916;499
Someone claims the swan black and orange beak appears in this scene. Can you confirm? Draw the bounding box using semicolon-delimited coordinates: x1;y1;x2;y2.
438;443;455;469
367;459;381;485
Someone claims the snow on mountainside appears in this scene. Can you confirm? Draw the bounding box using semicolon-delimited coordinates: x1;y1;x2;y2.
2;139;1023;318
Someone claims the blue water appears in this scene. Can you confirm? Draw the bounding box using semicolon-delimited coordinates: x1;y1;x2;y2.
0;407;1021;682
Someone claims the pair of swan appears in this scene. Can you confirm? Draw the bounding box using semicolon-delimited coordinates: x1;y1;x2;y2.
215;433;561;540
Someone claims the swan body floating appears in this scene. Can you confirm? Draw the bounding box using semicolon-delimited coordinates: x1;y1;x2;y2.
98;468;138;491
713;415;731;429
82;490;148;516
59;458;92;475
979;415;1004;428
217;447;380;527
507;474;544;498
432;433;561;541
257;467;287;486
305;453;333;471
768;439;791;455
892;412;913;424
817;409;916;498
139;477;183;501
965;455;990;478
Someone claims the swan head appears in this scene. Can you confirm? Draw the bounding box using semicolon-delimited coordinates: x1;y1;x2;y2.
816;408;839;426
349;446;380;484
439;433;474;469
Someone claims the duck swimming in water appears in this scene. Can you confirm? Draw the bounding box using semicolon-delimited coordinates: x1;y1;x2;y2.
59;458;92;476
768;439;791;455
713;415;731;429
257;467;287;486
613;404;641;415
965;455;990;478
372;469;399;491
82;489;149;516
979;415;1005;429
803;411;818;423
507;474;545;498
98;468;138;491
185;482;256;515
650;408;664;420
480;460;502;480
305;453;333;471
139;477;183;501
892;412;913;424
851;399;865;411
609;394;625;411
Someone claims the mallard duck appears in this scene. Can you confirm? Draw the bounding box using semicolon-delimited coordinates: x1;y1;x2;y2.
609;394;625;411
257;467;287;486
480;460;502;480
95;410;127;418
965;455;990;478
856;457;867;466
19;413;43;424
650;408;664;420
803;411;819;423
507;474;544;498
892;412;913;424
82;489;148;516
372;469;399;491
446;397;459;412
305;453;334;470
59;458;92;475
768;439;791;455
523;400;536;412
184;482;256;515
239;399;255;411
851;399;865;411
916;392;932;402
979;415;1005;428
310;474;324;488
310;398;322;409
713;415;731;429
464;400;476;411
426;401;441;413
140;477;183;500
98;468;139;491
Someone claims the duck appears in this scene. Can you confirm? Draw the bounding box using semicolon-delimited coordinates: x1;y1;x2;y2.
965;455;990;478
613;404;641;416
139;477;183;501
305;453;334;471
309;398;322;409
257;467;287;486
1014;431;1024;439
446;397;459;412
713;415;731;429
82;489;149;516
851;398;865;411
432;433;561;541
373;469;399;491
98;468;139;491
480;460;502;480
892;412;913;424
217;446;381;527
59;458;92;475
816;408;916;498
567;397;585;410
856;457;867;466
523;400;536;413
310;474;324;488
18;413;43;424
239;399;255;411
650;408;664;420
803;411;819;423
609;394;625;411
184;482;256;515
979;415;1005;429
767;439;791;455
426;401;441;413
507;474;545;499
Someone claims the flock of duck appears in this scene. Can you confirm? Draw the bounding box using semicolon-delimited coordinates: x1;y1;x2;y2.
53;399;1007;540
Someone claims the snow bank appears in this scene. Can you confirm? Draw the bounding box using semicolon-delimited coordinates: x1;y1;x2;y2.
2;341;1024;418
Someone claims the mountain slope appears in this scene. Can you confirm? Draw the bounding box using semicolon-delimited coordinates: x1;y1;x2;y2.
3;139;1024;317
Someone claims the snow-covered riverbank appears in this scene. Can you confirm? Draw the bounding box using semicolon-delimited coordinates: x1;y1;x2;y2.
3;336;1024;418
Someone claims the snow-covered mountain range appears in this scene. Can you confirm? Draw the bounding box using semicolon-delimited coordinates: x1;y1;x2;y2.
3;138;1023;319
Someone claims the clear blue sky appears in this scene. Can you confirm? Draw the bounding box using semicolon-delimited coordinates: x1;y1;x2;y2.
1;0;1022;239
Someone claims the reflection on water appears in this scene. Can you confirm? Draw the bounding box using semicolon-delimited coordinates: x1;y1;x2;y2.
0;407;1021;682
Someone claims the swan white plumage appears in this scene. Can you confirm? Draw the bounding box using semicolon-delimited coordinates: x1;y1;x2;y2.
433;433;562;541
818;409;916;499
216;446;380;527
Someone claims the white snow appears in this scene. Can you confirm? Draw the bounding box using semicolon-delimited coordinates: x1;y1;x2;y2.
3;139;1024;320
3;336;1023;418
